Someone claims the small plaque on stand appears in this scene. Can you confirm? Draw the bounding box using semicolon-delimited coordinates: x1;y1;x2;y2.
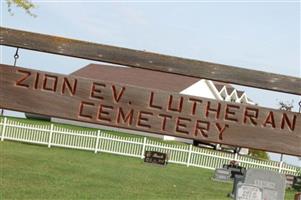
144;151;168;166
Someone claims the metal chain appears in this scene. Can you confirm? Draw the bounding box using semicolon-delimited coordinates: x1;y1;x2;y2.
1;48;20;116
299;100;301;113
13;48;20;66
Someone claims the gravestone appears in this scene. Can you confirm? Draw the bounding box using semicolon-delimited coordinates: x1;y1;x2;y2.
213;168;232;182
229;174;245;198
293;176;301;190
235;183;263;200
230;167;246;179
144;151;168;165
223;164;246;178
244;169;286;200
285;174;294;188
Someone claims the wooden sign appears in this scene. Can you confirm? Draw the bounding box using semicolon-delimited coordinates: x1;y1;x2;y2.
1;27;300;95
1;64;301;156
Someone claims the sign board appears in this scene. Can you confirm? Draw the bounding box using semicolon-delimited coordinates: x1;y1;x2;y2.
1;27;300;95
144;151;168;165
1;64;301;156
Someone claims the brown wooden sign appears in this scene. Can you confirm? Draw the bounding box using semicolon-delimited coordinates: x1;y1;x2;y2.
1;27;300;95
1;64;300;156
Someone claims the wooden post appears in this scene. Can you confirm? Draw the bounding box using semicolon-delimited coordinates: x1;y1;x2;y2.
94;130;101;154
48;124;54;148
187;144;193;167
1;27;300;95
141;137;147;159
1;117;7;141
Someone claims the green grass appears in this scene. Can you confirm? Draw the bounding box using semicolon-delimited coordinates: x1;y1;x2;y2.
0;141;298;200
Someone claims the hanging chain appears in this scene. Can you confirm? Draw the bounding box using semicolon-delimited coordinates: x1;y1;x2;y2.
1;48;20;116
13;47;20;66
299;100;301;113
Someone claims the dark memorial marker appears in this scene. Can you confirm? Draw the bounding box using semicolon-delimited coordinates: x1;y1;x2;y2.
223;163;246;179
293;176;301;190
144;151;168;165
0;64;301;156
229;174;245;198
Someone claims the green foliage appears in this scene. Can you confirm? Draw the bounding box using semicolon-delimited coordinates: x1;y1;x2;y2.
248;149;270;160
6;0;36;17
296;168;301;176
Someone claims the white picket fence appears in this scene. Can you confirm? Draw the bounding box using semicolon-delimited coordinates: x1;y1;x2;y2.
0;117;299;176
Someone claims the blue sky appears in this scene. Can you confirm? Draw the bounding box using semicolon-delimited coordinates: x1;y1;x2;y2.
1;1;300;166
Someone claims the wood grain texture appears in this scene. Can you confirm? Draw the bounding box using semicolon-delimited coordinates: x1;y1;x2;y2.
1;27;300;95
1;64;300;156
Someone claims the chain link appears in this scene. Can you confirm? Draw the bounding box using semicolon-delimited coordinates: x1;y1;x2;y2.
1;48;20;116
13;48;19;67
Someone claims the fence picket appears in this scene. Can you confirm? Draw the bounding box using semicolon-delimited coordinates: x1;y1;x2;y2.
0;117;300;176
141;137;147;158
186;144;192;167
48;124;54;148
94;130;100;153
0;117;7;141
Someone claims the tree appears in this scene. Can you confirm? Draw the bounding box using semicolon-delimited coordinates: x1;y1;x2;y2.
278;100;294;111
277;100;300;161
6;0;36;17
248;149;270;160
1;0;35;116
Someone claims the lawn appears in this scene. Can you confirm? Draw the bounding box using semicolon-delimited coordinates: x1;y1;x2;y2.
0;141;298;200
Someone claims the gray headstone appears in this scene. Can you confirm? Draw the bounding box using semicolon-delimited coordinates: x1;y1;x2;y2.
213;168;231;182
285;174;294;188
235;183;263;200
244;169;286;200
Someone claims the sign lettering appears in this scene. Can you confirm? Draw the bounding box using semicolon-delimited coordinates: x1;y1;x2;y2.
1;64;300;156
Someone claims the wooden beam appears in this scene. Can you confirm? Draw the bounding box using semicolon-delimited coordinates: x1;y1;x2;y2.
1;64;300;156
1;27;300;95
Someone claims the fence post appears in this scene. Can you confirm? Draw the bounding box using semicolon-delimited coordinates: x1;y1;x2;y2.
95;130;101;154
141;137;147;159
48;124;54;148
187;144;193;167
1;117;7;141
278;161;283;173
234;152;238;162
